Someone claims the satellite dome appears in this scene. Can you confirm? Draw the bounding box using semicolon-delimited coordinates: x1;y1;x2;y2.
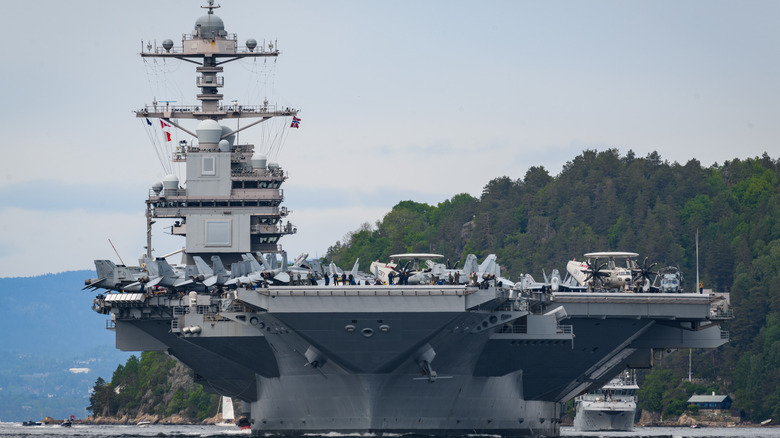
218;139;231;152
162;174;179;190
251;153;267;169
246;38;257;51
196;119;222;147
152;181;163;194
195;14;225;37
162;39;174;52
220;125;235;147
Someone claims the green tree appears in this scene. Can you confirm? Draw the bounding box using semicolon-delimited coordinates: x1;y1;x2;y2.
87;377;115;417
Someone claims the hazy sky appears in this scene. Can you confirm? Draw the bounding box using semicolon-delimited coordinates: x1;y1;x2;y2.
1;1;778;277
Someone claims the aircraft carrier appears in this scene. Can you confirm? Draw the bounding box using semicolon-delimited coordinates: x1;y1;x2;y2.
87;2;732;436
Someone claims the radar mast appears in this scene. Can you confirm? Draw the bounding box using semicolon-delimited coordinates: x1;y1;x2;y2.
137;1;297;264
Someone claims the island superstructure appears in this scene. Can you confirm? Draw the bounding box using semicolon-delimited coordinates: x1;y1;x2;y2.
136;0;297;267
87;3;732;436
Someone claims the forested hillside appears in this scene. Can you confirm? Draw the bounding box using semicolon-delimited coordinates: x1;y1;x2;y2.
326;149;780;421
88;351;218;423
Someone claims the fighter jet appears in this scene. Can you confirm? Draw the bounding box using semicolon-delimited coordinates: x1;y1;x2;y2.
83;260;148;292
517;268;586;292
122;257;198;292
325;258;375;284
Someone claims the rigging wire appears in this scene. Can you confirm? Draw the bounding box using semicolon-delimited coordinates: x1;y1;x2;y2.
239;56;277;107
139;45;297;170
141;119;171;175
142;54;190;179
144;57;186;105
234;55;295;162
265;117;291;162
169;118;180;181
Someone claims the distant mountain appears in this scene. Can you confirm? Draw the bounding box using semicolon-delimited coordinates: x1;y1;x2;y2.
0;271;131;421
0;271;112;355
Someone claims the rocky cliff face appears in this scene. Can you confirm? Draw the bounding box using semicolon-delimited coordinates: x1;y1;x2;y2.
637;409;741;427
87;352;219;423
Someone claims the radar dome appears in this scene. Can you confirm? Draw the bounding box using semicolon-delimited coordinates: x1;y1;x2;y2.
152;181;163;194
218;139;231;152
195;14;225;37
220;125;235;147
268;162;280;171
246;38;257;51
196;119;222;148
162;39;173;52
162;174;179;190
251;153;267;169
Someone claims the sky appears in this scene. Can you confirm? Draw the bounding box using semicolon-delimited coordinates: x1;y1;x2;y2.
1;0;778;277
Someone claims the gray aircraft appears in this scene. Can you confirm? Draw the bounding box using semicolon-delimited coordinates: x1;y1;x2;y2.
518;269;587;292
83;260;148;292
655;266;684;293
192;255;233;288
567;252;639;291
122;257;197;292
327;258;376;285
630;257;659;292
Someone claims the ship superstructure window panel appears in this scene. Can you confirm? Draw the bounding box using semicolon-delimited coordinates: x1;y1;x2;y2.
205;219;231;246
202;156;216;175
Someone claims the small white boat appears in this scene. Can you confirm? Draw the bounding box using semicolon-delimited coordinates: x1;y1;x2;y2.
137;420;151;427
216;396;235;427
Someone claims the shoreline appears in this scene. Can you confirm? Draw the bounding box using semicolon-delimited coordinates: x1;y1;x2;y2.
77;414;221;426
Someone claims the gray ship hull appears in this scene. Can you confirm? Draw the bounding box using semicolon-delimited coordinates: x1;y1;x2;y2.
119;321;559;435
573;407;635;432
100;288;728;436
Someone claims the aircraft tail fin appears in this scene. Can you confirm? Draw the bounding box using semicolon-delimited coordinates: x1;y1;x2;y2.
243;253;264;272
211;256;227;275
184;264;198;279
230;262;247;278
350;258;360;276
142;257;159;277
479;254;497;275
94;260;117;280
464;254;478;274
157;258;176;278
255;252;274;271
193;256;213;276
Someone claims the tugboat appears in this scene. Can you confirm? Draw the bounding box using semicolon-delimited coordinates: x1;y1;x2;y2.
86;2;732;436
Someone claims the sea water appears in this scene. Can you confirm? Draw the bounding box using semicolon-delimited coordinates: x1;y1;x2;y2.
0;423;777;438
0;422;247;438
559;425;779;438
